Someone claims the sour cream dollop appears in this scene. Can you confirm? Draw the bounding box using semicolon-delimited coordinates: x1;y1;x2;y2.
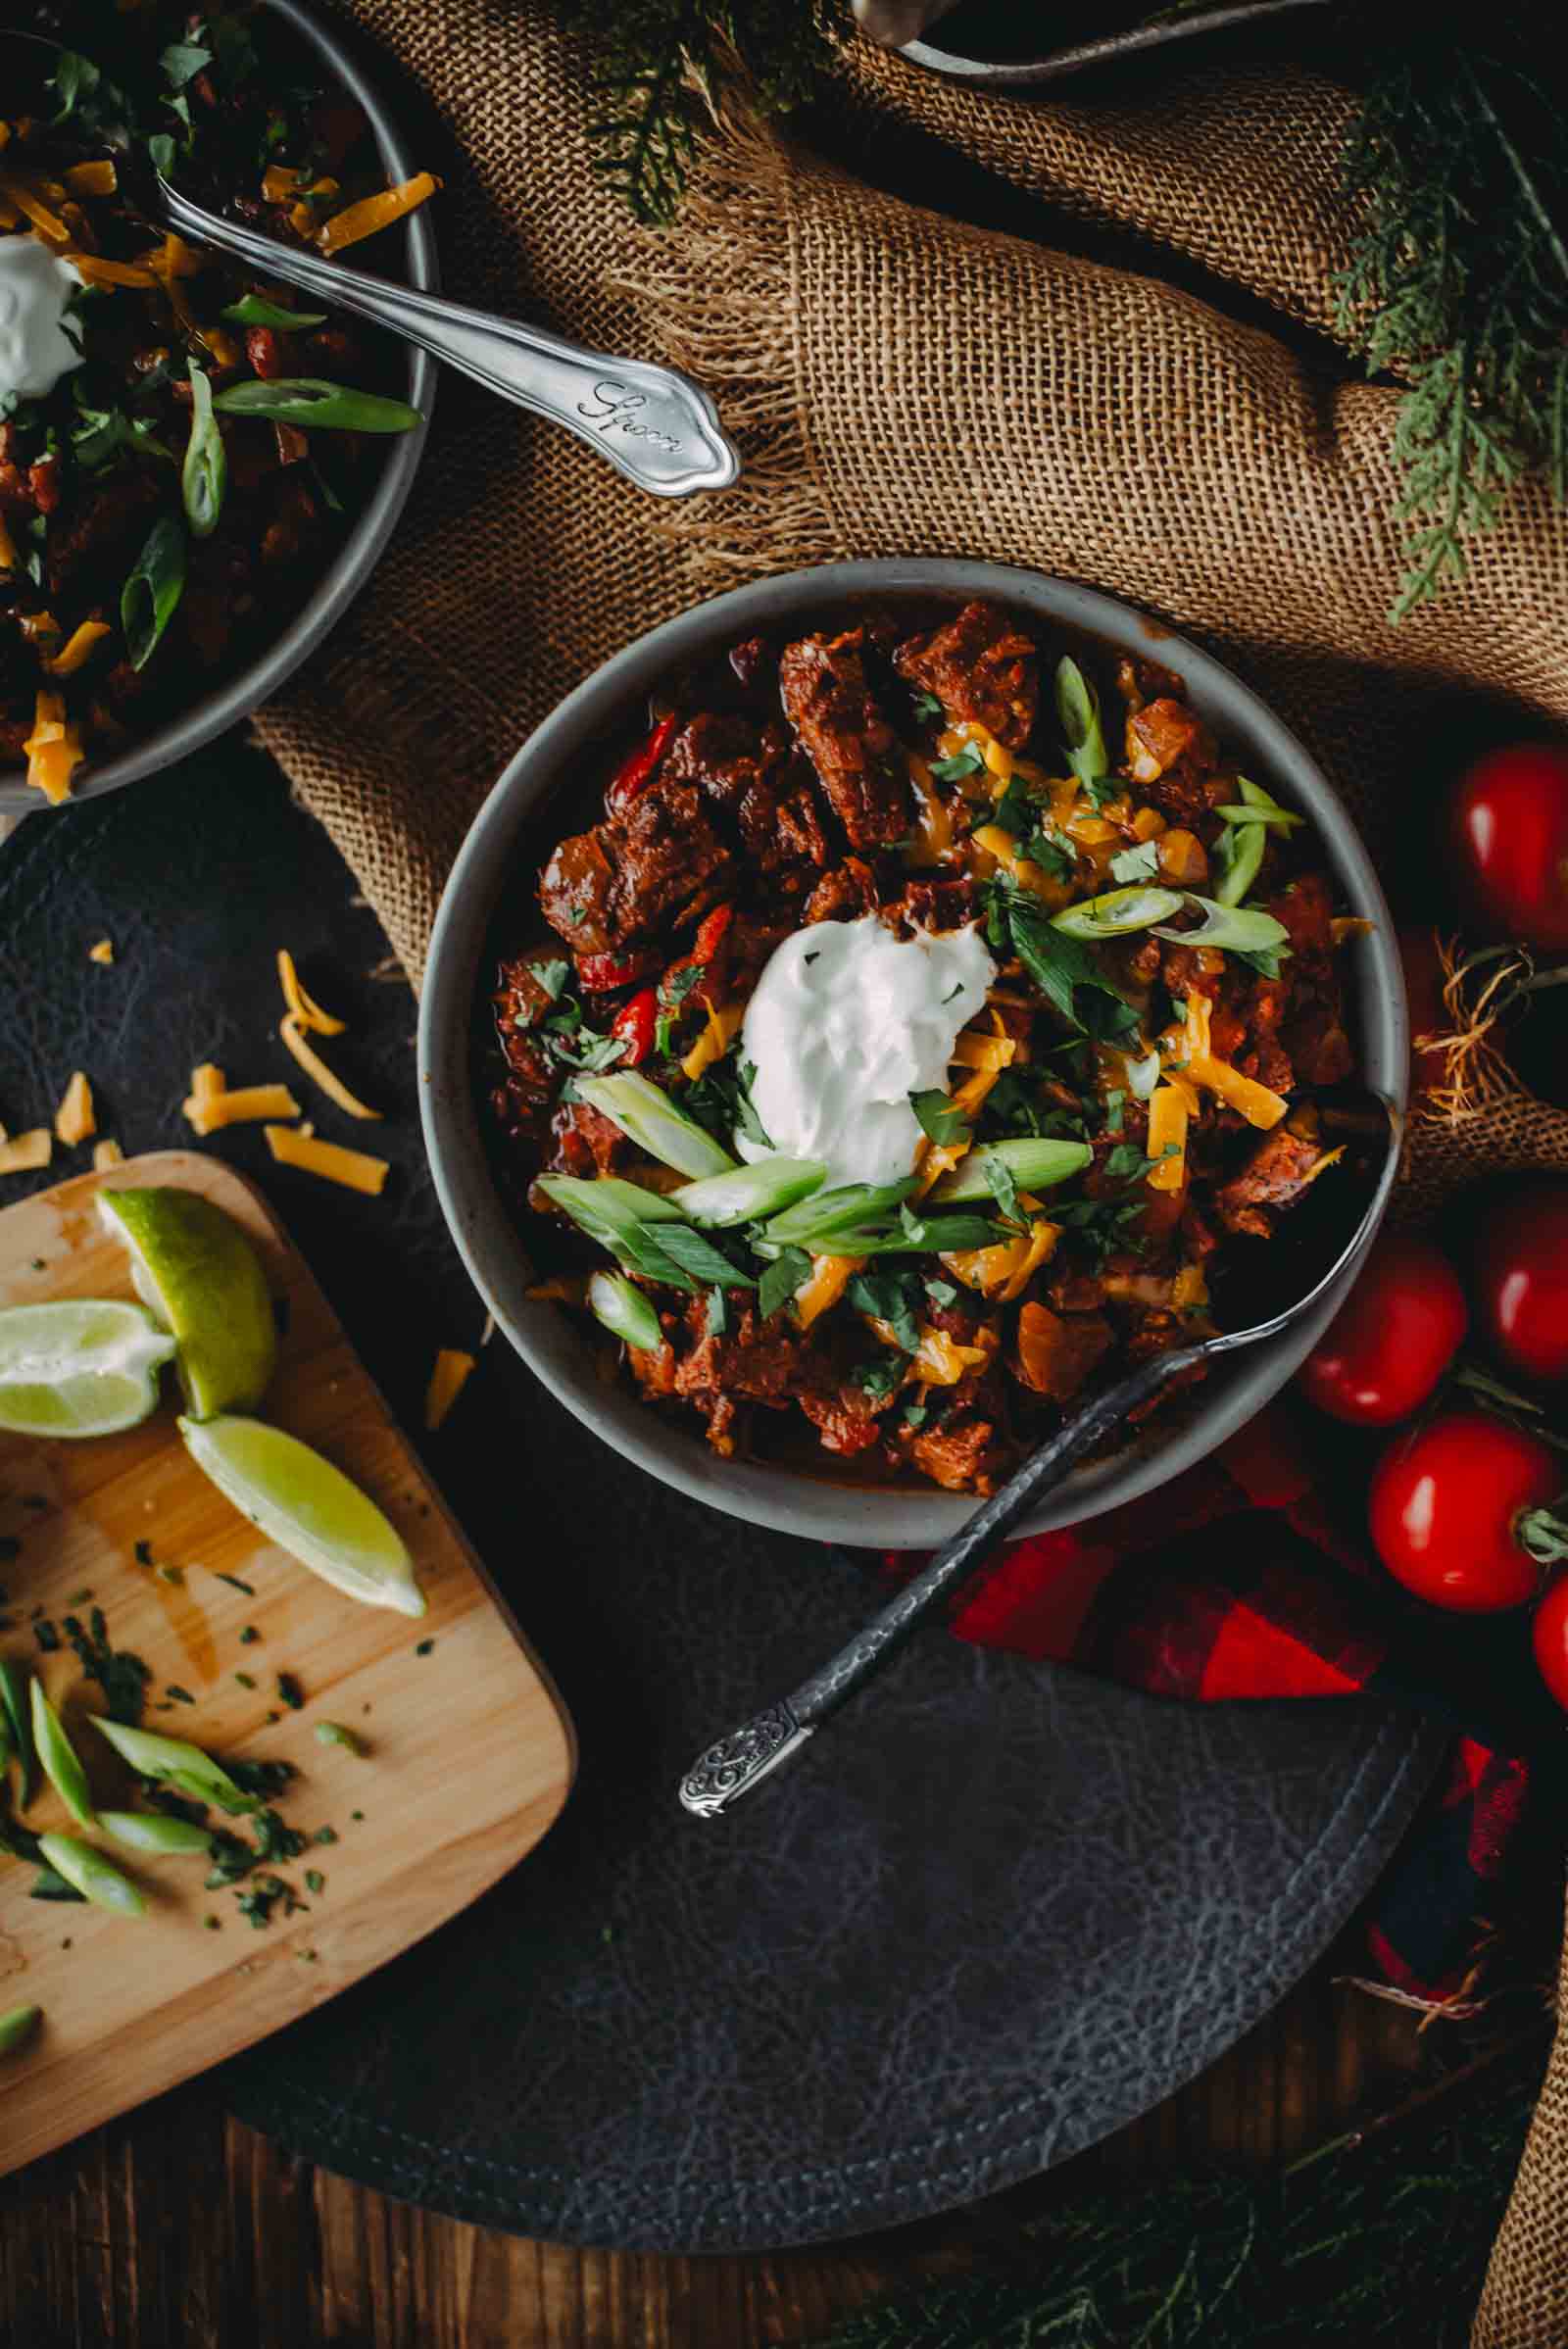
0;240;84;404
737;915;996;1191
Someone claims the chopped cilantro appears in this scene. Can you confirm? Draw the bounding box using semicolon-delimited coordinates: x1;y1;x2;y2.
167;1685;196;1705
214;1573;255;1595
703;1286;728;1338
925;1277;958;1308
529;956;569;1001
238;1625;260;1645
1022;829;1077;885
304;1869;325;1897
1110;840;1162;884
912;691;944;720
855;1357;904;1399
415;1639;435;1657
276;1674;305;1711
901;1402;930;1430
63;1605;150;1724
847;1270;921;1355
930;746;985;783
758;1248;812;1322
981;1152;1021;1226
1104;1089;1126;1135
909;1089;971;1149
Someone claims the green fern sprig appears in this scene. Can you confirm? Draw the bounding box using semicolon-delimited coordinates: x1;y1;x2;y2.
1336;36;1568;620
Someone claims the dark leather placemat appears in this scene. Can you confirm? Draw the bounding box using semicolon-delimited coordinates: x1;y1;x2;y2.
0;749;1445;2251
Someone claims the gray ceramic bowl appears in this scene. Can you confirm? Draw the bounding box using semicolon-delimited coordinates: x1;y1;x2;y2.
419;560;1406;1549
0;0;437;818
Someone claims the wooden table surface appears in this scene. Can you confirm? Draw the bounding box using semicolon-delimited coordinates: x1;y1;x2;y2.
0;1931;1446;2349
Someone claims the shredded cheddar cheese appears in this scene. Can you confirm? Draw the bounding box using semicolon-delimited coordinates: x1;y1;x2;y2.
44;619;112;677
64;158;117;197
64;253;157;289
1188;1057;1290;1130
263;1123;389;1196
183;1082;301;1135
276;949;346;1036
793;1253;861;1330
87;938;114;965
0;1130;52;1175
54;1070;95;1147
681;1001;743;1082
0;176;69;241
951;1029;1016;1074
278;1013;382;1121
941;1219;1058;1300
423;1348;475;1432
191;1063;225;1102
92;1138;123;1170
0;510;17;573
906;752;955;866
317;172;440;256
1146;1086;1189;1191
24;690;84;805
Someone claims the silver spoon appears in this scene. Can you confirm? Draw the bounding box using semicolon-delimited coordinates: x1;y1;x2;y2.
1;31;739;500
679;1101;1399;1817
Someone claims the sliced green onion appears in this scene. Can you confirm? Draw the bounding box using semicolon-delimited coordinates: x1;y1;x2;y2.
574;1072;736;1179
91;1717;262;1816
1051;886;1184;939
1054;656;1109;789
1124;1049;1162;1101
29;1681;95;1828
99;1809;213;1858
121;513;186;670
929;1139;1094;1202
0;1660;31;1805
182;360;226;539
1212;818;1264;907
36;1833;145;1919
212;377;421;433
1214;778;1303;833
0;2004;41;2058
850;1214;1004;1255
315;1721;366;1753
588;1270;665;1353
536;1174;686;1265
220;295;329;329
671;1156;826;1227
1152;895;1292;953
763;1180;916;1248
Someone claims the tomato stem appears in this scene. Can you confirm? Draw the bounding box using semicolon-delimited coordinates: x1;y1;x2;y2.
1516;1500;1568;1567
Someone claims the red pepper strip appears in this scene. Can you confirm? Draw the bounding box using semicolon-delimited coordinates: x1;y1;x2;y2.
610;987;659;1067
660;902;736;1021
605;712;679;817
690;903;734;963
576;948;660;992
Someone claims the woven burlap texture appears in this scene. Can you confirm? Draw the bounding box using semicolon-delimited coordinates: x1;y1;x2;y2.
253;13;1568;2333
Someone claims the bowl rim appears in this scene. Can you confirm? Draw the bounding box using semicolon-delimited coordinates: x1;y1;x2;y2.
418;558;1407;1549
0;0;439;815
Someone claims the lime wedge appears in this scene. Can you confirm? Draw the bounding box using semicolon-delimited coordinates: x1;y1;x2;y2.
179;1414;426;1617
98;1188;277;1419
0;1299;174;1438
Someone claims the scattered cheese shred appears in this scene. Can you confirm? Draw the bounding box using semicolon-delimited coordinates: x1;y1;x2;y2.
54;1070;95;1147
793;1253;861;1331
93;1138;124;1170
88;938;115;965
951;1029;1016;1073
278;1012;382;1121
0;510;17;573
264;1123;389;1197
1146;1086;1189;1192
44;619;112;677
317;171;441;256
0;1130;53;1175
681;1000;743;1082
906;1325;991;1389
64;158;117;197
423;1348;475;1432
192;1063;225;1101
941;1220;1058;1300
276;949;346;1036
63;252;157;289
0;175;69;242
184;1082;301;1136
906;752;955;866
1188;1056;1290;1131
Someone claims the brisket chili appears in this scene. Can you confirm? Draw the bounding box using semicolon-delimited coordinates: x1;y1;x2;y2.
490;596;1361;1496
1;5;434;792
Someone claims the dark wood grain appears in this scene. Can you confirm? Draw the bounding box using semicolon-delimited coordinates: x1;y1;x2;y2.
0;1922;1451;2349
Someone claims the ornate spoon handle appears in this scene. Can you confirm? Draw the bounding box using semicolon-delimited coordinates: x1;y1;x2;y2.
678;1346;1205;1817
156;181;741;499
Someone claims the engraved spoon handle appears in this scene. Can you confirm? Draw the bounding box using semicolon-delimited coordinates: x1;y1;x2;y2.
155;181;741;498
678;1344;1208;1817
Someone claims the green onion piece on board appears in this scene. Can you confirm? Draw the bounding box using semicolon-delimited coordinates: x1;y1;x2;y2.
0;1660;35;1805
212;377;421;432
0;2004;42;2059
181;361;226;539
588;1270;666;1354
36;1833;145;1919
98;1810;213;1858
574;1071;737;1178
90;1717;262;1816
671;1157;826;1227
28;1681;96;1828
220;295;328;329
929;1139;1094;1202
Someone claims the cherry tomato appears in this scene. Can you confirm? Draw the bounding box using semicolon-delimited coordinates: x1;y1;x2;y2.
1533;1579;1568;1711
1470;1179;1568;1385
1368;1411;1558;1611
1446;744;1568;951
1298;1233;1466;1426
1396;926;1449;1098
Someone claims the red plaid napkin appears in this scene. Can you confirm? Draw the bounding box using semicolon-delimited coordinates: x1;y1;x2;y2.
892;1404;1532;2008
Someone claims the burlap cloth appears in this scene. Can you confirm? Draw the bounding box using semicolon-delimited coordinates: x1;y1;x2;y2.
252;6;1568;2332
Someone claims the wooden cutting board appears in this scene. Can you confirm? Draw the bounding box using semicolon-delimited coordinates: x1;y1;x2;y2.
0;1151;573;2177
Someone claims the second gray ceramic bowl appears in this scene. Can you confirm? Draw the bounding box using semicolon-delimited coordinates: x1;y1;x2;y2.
419;560;1406;1550
0;0;437;818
